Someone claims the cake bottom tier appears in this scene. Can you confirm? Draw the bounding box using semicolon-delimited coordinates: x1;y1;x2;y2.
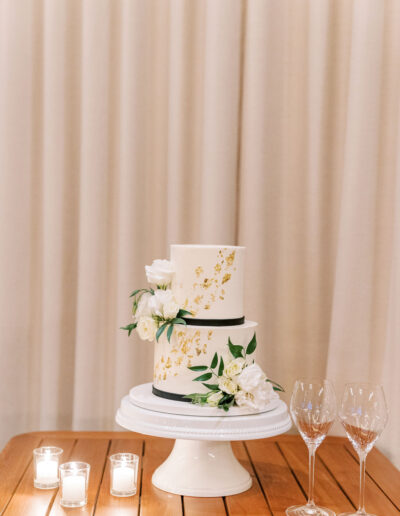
153;320;257;400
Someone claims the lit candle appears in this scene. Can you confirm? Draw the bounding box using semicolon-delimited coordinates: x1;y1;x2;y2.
109;453;138;497
59;462;90;508
62;475;86;503
112;466;135;493
36;460;58;483
33;447;63;489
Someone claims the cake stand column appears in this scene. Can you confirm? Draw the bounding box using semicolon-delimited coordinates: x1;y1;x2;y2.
151;439;251;497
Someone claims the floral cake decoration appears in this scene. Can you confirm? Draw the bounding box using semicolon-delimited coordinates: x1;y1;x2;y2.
121;259;191;342
185;334;284;411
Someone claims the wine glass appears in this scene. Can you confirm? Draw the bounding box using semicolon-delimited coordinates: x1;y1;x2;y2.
286;379;337;516
338;383;388;516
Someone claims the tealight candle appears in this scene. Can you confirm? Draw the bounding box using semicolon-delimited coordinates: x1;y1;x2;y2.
109;453;139;497
59;462;90;508
33;447;63;489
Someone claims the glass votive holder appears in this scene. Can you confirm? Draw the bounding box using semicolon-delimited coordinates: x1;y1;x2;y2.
33;447;63;489
109;453;139;497
59;462;90;508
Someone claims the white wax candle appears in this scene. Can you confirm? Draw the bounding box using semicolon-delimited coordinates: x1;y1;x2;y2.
62;475;86;502
36;460;58;482
112;466;135;492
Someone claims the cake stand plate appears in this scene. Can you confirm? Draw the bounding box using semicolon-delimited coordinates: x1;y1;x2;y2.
116;383;291;497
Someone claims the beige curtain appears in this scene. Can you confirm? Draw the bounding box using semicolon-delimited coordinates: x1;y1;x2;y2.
1;0;400;466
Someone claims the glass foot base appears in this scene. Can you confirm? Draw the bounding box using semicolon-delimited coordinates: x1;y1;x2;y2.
286;505;336;516
338;513;376;516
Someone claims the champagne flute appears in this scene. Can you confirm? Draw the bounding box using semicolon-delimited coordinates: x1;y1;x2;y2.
286;379;337;516
338;383;388;516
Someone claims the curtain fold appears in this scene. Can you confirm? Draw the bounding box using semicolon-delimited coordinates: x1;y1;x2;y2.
1;0;400;466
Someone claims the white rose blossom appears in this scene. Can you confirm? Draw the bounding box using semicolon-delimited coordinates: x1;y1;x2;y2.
224;357;245;378
235;363;274;410
148;289;179;320
137;316;157;342
237;363;266;392
234;382;274;411
133;292;152;322
218;376;238;395
145;259;175;287
207;392;223;407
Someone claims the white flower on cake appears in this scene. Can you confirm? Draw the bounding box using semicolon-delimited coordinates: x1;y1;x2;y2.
235;380;274;411
224;357;245;378
218;376;238;395
137;316;157;341
207;392;223;407
237;363;265;392
133;292;152;322
145;259;175;288
148;289;179;319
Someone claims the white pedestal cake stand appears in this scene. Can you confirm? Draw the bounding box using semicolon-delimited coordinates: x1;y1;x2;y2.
116;383;291;497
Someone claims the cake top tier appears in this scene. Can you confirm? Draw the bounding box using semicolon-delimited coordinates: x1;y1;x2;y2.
170;244;245;321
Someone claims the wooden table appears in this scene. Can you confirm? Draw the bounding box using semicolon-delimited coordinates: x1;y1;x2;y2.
0;432;399;515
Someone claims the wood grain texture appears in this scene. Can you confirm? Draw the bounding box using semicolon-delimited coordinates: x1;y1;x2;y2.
0;432;399;515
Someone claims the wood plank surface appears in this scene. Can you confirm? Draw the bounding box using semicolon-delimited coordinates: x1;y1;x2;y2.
0;433;42;514
139;438;183;516
225;442;272;515
345;442;400;512
245;440;306;516
278;440;355;514
318;441;399;515
0;432;399;515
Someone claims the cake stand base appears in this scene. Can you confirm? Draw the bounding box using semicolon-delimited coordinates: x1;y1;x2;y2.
116;383;291;497
152;439;251;496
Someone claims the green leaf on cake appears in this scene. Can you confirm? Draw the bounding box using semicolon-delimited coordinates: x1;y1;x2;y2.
193;372;212;382
167;324;174;342
170;317;186;325
188;365;208;371
120;323;137;336
228;337;244;359
202;383;220;391
246;333;257;355
210;352;218;369
218;356;224;377
267;378;285;392
177;309;193;318
156;322;169;341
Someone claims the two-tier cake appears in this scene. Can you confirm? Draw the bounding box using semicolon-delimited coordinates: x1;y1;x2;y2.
122;244;282;413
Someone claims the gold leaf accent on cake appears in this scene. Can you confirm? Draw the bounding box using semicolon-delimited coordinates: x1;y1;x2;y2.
214;263;222;273
202;278;211;289
207;330;213;339
204;304;210;310
226;251;236;266
195;266;204;277
165;357;172;369
161;356;164;363
194;295;203;305
222;273;231;284
163;372;167;380
195;347;201;356
175;356;183;366
219;296;224;300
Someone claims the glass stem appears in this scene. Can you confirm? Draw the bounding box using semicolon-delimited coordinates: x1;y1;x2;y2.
307;444;317;506
358;453;366;513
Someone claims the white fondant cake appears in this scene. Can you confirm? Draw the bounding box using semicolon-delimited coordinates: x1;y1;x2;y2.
170;245;245;320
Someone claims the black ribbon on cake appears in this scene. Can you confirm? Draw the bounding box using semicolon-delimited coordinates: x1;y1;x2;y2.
152;386;191;402
182;316;245;327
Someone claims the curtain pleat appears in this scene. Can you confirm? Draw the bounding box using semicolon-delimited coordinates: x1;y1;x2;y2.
1;0;400;466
